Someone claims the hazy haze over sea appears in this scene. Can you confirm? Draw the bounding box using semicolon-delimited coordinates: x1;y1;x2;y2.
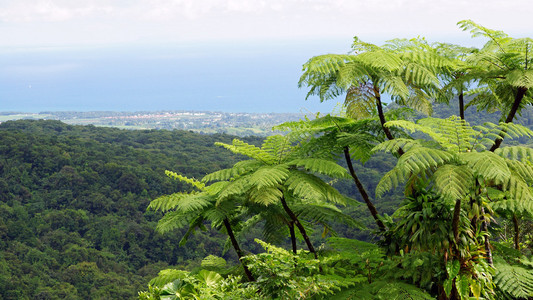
0;40;348;114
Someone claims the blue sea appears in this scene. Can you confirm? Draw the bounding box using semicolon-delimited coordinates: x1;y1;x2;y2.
0;39;350;114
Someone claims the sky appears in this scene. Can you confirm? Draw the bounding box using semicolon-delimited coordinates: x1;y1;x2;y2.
0;0;532;113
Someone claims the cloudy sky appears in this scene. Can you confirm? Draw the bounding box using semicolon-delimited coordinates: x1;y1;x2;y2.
0;0;531;113
1;0;531;48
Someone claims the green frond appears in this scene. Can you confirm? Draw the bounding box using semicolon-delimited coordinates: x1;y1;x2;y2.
398;88;433;116
379;74;409;99
397;147;455;174
356;50;403;71
432;165;473;200
148;192;193;212
376;167;410;198
165;170;205;190
496;146;533;164
486;122;533;141
249;186;283;206
293;201;364;229
216;177;249;204
203;181;230;195
201;255;227;270
372;138;421;154
384;119;447;145
178;216;206;246
155;211;196;234
215;139;275;164
336;61;371;89
494;260;533;299
247;165;290;190
400;61;439;86
457;20;508;42
149;269;189;287
286;170;347;204
262;212;289;244
289;158;349;179
460;151;510;183
493;173;533;215
202;159;262;183
505;69;533;88
344;84;376;120
506;160;533;185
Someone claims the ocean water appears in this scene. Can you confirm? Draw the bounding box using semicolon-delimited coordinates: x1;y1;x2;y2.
0;39;349;114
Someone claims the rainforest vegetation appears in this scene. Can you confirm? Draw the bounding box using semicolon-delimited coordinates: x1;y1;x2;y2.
1;20;532;299
139;20;533;299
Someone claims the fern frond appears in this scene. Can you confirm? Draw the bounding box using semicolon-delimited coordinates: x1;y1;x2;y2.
460;151;510;183
356;50;403;71
201;255;227;270
286;170;347;204
384;120;447;144
289;158;349;179
505;69;533;88
202;160;262;183
493;173;533;215
432;165;473;200
457;20;508;42
149;269;189;287
372;138;421;154
148;192;193;212
344;84;377;120
376;166;410;198
215;139;275;164
249;186;283;206
494;260;533;299
155;211;196;234
506;160;533;185
247;165;290;190
165;170;205;190
216;177;249;204
397;147;454;174
496;146;533;163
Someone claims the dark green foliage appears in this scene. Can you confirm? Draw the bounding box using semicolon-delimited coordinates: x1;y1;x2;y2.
0;119;260;299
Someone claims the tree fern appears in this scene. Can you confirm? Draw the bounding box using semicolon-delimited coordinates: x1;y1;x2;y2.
432;164;473;200
494;260;533;299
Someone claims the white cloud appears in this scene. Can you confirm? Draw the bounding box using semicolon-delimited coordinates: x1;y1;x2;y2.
0;0;531;47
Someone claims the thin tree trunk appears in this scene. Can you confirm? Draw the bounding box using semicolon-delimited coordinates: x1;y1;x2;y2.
489;87;528;152
288;221;297;254
513;214;520;250
452;199;461;243
280;195;317;259
480;207;493;266
374;87;404;155
223;218;255;282
344;147;386;232
458;90;465;121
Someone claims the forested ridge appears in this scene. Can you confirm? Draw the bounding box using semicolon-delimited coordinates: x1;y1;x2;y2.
0;120;266;299
0;119;394;299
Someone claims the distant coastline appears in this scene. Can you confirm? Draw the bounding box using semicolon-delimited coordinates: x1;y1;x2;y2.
0;110;307;137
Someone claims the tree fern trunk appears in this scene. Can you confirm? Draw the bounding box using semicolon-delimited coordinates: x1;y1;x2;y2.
458;90;465;121
280;195;317;259
480;207;493;266
288;221;297;254
374;86;404;156
513;214;520;250
452;199;461;243
344;147;386;232
489;87;528;151
223;218;255;282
